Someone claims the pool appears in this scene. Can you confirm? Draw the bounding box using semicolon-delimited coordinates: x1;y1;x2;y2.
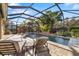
24;32;79;46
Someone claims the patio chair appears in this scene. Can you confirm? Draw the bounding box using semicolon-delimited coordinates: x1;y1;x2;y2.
0;40;26;56
34;37;50;56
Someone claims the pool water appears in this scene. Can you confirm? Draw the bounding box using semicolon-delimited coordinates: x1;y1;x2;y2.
48;36;70;45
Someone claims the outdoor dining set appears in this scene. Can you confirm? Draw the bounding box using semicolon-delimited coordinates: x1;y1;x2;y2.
0;33;50;56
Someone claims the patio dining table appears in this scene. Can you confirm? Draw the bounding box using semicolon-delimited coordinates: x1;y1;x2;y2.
1;33;48;56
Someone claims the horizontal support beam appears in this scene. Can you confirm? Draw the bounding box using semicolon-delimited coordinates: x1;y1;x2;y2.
8;16;30;19
23;13;40;19
63;11;79;15
8;13;40;19
55;10;79;13
64;16;79;20
62;10;79;11
8;6;31;9
8;13;23;16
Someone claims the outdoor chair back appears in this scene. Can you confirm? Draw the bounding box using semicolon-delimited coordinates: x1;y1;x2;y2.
35;37;49;56
36;37;48;46
0;40;21;56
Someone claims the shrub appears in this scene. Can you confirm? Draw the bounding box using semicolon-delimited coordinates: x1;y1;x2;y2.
57;31;71;37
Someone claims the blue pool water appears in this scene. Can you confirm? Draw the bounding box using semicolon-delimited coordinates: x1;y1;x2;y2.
48;36;69;45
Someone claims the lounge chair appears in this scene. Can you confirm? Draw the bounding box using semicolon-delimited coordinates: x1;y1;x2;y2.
34;37;49;56
0;40;25;56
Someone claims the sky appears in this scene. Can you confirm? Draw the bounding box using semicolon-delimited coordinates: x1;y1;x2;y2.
8;3;79;24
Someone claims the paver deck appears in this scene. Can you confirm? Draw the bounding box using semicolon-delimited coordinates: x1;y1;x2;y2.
0;34;79;56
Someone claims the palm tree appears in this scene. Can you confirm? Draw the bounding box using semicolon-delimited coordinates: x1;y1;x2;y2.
39;10;62;33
